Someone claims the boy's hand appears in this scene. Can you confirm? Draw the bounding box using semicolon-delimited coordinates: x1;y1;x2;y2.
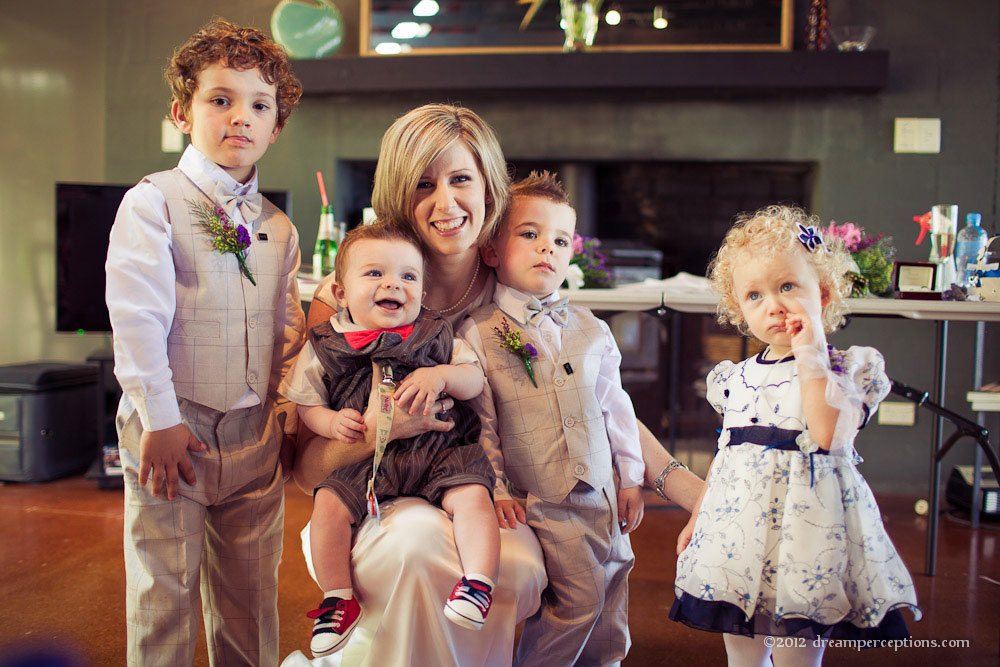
495;498;526;529
394;367;447;416
138;423;206;501
330;408;366;443
617;485;644;534
676;517;697;555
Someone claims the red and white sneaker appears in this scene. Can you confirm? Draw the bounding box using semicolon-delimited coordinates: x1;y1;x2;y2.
307;596;362;657
443;576;493;630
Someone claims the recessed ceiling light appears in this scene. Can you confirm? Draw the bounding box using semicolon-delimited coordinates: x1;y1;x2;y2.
653;6;668;29
413;0;439;17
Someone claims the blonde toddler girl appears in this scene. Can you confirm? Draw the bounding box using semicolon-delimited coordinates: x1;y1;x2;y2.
669;205;921;667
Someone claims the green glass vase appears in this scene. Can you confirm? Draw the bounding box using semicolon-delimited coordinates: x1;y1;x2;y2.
560;0;602;51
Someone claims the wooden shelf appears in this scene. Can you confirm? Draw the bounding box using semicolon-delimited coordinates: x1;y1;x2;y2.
292;51;888;97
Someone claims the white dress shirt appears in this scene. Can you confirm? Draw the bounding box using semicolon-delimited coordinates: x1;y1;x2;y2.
458;283;645;492
106;145;301;431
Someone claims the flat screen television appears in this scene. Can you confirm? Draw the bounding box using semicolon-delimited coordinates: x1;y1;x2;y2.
55;182;292;333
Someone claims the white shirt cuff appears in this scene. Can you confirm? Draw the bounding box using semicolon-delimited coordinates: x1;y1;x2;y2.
616;460;646;489
138;391;183;432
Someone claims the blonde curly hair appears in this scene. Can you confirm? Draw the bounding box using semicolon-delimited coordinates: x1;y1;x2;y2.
708;205;853;335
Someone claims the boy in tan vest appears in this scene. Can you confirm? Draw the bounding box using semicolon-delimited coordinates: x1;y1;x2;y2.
105;20;305;666
459;171;644;666
279;223;499;656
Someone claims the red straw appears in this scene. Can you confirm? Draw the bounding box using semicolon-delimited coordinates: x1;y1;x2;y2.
316;171;329;207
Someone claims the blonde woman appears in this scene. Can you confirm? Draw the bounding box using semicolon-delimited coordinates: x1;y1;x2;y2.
293;104;703;666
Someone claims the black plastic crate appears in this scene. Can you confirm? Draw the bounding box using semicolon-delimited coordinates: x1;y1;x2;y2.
0;362;99;482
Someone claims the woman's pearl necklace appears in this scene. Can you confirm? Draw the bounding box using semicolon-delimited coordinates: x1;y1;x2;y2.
421;258;481;315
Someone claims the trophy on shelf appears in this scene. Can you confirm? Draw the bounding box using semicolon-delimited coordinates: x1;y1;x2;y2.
912;205;958;291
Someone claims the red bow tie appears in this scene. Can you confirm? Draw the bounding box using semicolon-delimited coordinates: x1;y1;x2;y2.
343;324;414;350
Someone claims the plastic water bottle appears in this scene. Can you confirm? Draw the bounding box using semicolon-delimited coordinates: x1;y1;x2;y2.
312;205;337;279
955;213;988;286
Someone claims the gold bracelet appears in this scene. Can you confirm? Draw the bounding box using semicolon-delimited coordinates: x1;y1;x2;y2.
653;460;689;500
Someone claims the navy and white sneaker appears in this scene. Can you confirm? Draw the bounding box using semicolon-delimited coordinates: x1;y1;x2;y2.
443;576;493;630
307;596;362;657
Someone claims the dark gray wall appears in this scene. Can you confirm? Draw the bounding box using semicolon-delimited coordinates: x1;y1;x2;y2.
0;0;109;363
8;0;999;493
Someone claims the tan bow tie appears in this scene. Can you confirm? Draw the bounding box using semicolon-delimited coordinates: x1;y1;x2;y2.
523;296;569;328
214;182;263;223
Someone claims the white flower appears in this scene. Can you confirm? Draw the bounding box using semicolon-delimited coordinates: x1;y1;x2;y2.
802;564;834;591
796;431;820;455
564;264;585;290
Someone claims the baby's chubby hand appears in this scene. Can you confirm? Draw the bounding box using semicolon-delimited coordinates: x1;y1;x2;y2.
394;367;447;416
329;408;366;443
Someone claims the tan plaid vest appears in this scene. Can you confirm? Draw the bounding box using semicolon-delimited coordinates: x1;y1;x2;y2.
471;304;613;503
145;169;293;414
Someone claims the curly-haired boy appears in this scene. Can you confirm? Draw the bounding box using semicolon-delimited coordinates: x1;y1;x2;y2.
106;19;305;666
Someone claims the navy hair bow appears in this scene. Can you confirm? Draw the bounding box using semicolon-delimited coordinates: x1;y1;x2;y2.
796;223;826;253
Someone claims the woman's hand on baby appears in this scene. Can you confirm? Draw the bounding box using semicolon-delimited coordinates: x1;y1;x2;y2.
495;498;526;529
364;373;455;441
138;423;207;501
394;367;447;415
369;397;455;441
676;517;697;555
330;408;366;443
617;485;644;534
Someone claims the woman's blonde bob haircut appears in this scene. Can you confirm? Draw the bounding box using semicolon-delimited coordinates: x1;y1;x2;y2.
708;205;853;335
371;104;510;246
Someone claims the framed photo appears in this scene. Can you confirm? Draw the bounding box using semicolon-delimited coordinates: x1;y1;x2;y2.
361;0;793;56
893;261;940;300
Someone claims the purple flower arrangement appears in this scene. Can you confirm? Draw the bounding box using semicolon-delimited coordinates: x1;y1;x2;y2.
569;233;613;289
824;221;895;297
492;317;538;387
187;200;256;285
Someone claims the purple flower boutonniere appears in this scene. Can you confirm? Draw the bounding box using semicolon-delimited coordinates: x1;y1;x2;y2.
188;200;256;285
828;347;848;375
492;317;538;387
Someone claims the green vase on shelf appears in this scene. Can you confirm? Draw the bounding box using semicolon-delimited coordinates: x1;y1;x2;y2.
560;0;602;51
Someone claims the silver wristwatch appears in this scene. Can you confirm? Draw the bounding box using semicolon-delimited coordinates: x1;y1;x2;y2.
653;459;689;500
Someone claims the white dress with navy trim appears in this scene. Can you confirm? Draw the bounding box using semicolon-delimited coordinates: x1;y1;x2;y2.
669;346;921;639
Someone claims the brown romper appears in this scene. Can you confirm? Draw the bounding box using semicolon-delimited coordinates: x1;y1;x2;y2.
311;316;495;524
